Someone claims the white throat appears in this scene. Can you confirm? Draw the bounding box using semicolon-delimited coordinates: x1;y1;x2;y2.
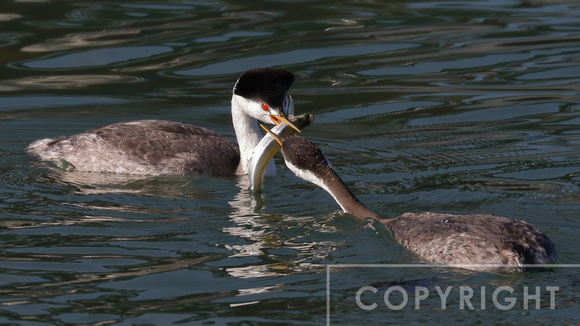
231;94;276;176
285;160;347;213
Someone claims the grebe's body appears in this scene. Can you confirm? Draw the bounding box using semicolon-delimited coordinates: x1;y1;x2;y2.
27;68;297;176
278;135;556;269
28;120;241;176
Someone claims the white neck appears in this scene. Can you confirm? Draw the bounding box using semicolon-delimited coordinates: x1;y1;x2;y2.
231;94;276;176
285;159;382;221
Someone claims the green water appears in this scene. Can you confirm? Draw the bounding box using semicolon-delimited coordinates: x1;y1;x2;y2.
1;0;580;324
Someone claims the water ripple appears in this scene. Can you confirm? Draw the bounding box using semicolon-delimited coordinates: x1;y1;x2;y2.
175;43;419;76
20;46;173;69
0;74;143;91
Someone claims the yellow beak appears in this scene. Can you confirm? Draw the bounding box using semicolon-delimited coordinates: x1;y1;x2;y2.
260;124;283;146
270;114;301;133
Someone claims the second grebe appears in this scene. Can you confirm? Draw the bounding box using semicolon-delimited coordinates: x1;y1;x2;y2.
256;132;556;270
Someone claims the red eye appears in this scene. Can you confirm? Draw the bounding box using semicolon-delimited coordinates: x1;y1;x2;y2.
262;103;269;111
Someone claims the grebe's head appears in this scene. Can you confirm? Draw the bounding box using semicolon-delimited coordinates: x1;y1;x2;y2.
233;68;297;131
280;136;335;189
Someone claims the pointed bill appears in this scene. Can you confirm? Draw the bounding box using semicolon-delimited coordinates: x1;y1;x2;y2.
249;113;314;192
260;124;283;146
270;114;301;133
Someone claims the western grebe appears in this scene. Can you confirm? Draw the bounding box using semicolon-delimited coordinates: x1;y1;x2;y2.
27;68;300;176
256;132;556;270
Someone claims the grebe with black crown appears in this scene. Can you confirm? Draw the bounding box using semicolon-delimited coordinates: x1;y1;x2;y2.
27;68;300;177
257;130;556;270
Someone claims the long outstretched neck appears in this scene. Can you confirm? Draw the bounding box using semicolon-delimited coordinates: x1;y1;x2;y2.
320;168;384;221
231;95;266;175
282;136;382;221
